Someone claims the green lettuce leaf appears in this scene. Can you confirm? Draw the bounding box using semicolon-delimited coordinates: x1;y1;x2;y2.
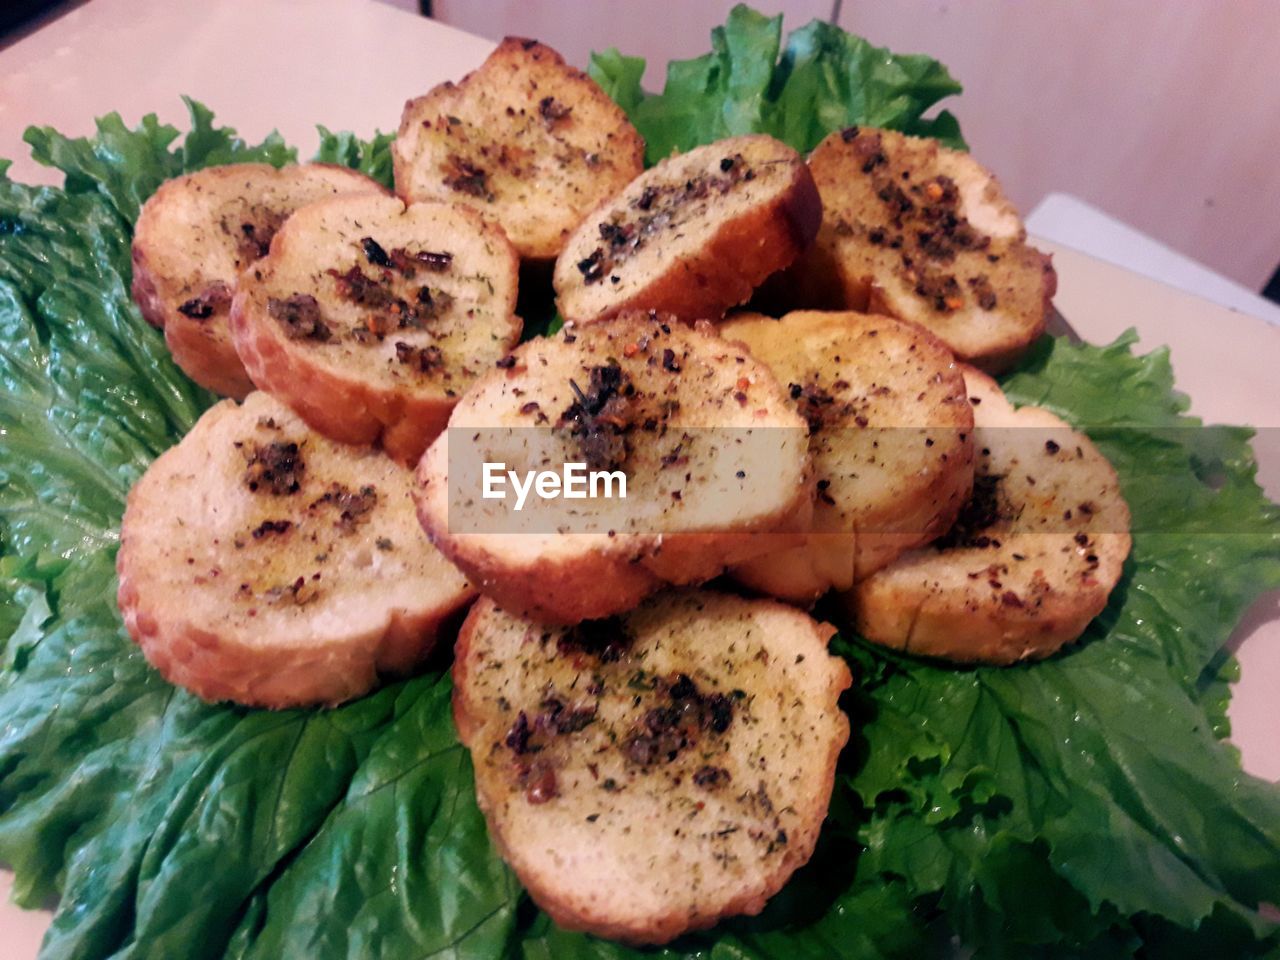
0;106;518;960
588;3;965;163
3;33;1280;960
24;96;294;225
314;126;396;191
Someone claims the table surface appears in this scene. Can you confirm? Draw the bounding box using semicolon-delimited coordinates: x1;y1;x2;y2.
2;0;1278;956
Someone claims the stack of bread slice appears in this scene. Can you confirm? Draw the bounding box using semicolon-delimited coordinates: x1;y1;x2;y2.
849;367;1132;663
230;193;522;464
131;163;386;397
721;309;975;602
414;312;812;623
119;35;1131;947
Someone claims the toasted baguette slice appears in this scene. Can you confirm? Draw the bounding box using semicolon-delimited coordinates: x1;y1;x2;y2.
414;313;812;623
393;37;645;261
131;163;387;398
793;127;1055;372
230;193;521;464
554;135;821;325
454;591;851;944
722;310;974;602
116;392;475;707
848;367;1131;663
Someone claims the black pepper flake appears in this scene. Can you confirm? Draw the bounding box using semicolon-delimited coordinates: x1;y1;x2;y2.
558;618;633;663
395;341;444;373
576;249;605;284
442;155;490;199
1045;439;1061;454
243;441;305;496
267;293;330;342
505;711;533;754
539;95;572;126
495;354;518;369
177;281;231;320
692;765;731;790
311;483;379;532
250;519;292;539
661;348;681;373
936;474;1006;550
360;236;390;267
620;673;735;769
390;247;453;275
557;364;633;471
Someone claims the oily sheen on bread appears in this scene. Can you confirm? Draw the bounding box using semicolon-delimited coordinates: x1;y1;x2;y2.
794;127;1056;372
116;391;475;707
394;37;645;260
848;367;1131;663
414;313;812;623
722;310;974;602
131;162;386;397
230;192;521;464
453;591;851;944
554;135;822;325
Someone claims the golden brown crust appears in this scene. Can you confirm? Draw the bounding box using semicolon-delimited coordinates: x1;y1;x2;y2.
229;193;521;465
847;366;1132;663
554;136;822;325
116;392;475;708
413;314;812;624
453;592;851;944
130;163;388;398
394;37;645;260
792;127;1054;372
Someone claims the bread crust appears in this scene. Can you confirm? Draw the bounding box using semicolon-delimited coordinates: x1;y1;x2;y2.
394;37;645;260
554;135;822;325
414;314;813;623
847;366;1132;663
115;392;475;707
229;193;521;465
130;163;388;398
453;592;851;943
792;127;1054;372
723;310;975;602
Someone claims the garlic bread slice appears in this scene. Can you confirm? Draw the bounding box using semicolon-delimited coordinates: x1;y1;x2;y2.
796;127;1055;372
722;310;974;602
849;367;1131;663
554;135;822;325
230;193;521;464
393;37;645;260
116;392;475;708
132;162;386;398
454;591;851;944
414;313;812;623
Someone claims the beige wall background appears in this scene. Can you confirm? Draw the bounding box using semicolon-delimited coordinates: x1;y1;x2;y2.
425;0;1280;291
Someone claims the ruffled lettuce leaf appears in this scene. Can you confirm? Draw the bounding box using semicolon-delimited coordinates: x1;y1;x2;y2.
2;22;1280;958
24;96;294;226
313;126;396;190
589;3;965;164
